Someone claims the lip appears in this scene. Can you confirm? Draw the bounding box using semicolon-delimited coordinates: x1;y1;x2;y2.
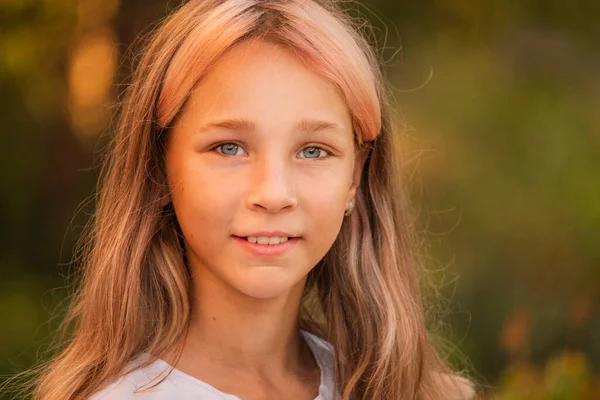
238;230;297;238
232;235;300;257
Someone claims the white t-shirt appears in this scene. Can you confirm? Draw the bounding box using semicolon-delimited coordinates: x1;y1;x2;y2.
89;329;336;399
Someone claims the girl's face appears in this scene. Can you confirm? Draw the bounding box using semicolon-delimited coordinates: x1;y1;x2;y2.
165;39;362;300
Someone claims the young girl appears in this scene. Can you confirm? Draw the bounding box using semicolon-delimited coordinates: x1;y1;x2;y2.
19;0;475;398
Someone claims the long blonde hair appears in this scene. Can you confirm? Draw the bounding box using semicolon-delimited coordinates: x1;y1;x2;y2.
12;0;474;398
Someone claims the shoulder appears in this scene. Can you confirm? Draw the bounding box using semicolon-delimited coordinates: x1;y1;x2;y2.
300;330;337;400
300;329;335;365
87;357;172;400
87;354;196;400
87;355;226;400
428;371;476;400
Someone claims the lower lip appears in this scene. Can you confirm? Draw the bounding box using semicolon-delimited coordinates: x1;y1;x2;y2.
233;236;300;257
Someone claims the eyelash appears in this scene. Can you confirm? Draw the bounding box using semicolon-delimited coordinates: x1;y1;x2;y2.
209;142;332;160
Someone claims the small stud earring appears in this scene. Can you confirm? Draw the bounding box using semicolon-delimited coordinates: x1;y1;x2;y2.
344;199;354;217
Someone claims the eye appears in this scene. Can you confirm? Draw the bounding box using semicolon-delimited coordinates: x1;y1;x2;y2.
298;146;330;159
210;142;331;159
213;142;247;157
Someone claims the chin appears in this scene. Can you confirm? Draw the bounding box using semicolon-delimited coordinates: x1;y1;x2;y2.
231;267;304;299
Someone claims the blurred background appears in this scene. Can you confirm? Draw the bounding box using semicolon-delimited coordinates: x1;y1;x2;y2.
1;0;598;398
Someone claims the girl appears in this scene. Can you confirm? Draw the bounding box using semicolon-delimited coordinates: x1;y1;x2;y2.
18;0;475;398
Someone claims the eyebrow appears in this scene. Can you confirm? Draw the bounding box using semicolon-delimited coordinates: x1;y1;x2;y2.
195;117;344;135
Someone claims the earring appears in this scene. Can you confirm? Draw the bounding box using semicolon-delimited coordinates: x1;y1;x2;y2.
344;199;354;217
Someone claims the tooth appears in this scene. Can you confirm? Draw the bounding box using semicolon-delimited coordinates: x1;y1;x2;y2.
245;236;289;244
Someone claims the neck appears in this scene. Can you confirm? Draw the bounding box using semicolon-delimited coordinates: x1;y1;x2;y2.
168;255;314;377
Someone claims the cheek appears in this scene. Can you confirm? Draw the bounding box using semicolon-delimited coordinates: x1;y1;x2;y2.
300;175;349;247
301;166;350;209
169;163;241;243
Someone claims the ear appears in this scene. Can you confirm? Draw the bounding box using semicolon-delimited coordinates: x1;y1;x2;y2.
158;165;172;208
348;148;368;200
159;192;172;208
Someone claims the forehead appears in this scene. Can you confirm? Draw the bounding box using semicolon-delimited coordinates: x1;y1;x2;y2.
178;39;353;135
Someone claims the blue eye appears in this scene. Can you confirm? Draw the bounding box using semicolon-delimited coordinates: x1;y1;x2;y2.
215;143;246;156
212;143;330;159
298;146;329;159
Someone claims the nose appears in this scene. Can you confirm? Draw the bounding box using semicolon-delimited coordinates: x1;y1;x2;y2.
246;155;298;213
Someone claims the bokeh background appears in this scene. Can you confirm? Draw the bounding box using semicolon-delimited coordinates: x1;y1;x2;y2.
1;0;598;398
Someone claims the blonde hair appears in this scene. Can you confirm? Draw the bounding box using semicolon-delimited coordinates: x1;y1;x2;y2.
10;0;475;399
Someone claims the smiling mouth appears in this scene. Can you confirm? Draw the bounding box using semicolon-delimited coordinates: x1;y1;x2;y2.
233;235;299;244
232;235;300;257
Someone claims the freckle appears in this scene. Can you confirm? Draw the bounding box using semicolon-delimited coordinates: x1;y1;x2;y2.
212;317;217;321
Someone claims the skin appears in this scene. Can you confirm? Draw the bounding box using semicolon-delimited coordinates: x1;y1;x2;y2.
164;38;364;399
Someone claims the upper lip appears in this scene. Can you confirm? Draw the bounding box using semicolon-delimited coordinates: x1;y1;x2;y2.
235;230;298;238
